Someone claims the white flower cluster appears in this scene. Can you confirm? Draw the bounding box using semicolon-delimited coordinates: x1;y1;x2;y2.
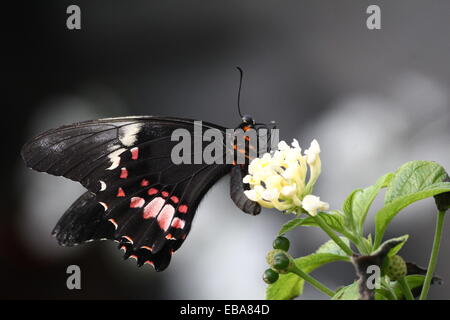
243;139;329;216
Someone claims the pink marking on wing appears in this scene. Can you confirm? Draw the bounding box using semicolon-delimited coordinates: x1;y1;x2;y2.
117;187;125;197
165;233;175;240
122;236;133;244
170;196;179;204
144;261;155;268
141;245;152;252
178;204;188;214
171;217;185;229
130;197;145;208
157;204;175;232
131;147;139;160
161;191;169;198
141;179;149;187
143;197;165;219
129;255;138;261
99;202;108;211
148;188;158;195
120;167;128;179
120;245;127;252
108;218;118;230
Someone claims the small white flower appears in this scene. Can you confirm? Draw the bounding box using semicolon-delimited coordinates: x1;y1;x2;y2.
242;138;326;214
281;185;296;197
278;141;290;151
302;195;329;216
304;139;321;165
243;190;258;201
262;188;279;201
243;174;252;184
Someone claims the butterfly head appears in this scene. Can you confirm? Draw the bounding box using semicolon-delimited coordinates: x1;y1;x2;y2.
241;114;255;126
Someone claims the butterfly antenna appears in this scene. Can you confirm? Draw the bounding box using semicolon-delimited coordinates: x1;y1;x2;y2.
236;66;244;118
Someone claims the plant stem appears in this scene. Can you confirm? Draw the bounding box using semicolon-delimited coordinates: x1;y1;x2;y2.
419;210;446;300
289;264;335;297
313;214;353;256
397;277;414;300
381;277;397;300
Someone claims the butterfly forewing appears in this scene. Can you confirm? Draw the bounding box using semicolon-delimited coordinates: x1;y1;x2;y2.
22;116;232;271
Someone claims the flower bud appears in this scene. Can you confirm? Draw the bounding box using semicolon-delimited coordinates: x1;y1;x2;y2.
272;236;290;252
263;268;279;284
266;249;293;274
434;177;450;212
386;255;407;281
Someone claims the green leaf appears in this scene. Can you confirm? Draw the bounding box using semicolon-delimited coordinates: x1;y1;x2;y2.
386;235;409;257
375;288;392;300
374;161;450;247
279;211;347;236
331;282;359;300
385;161;448;205
332;275;424;300
358;236;373;255
343;173;394;235
278;218;306;236
374;182;450;247
392;275;426;299
278;211;360;246
266;239;350;300
316;237;351;256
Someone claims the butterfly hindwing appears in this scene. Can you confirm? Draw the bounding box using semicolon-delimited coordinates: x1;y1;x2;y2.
22;116;233;271
52;191;116;246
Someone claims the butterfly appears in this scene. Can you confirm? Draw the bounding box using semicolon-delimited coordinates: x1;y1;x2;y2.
21;114;277;271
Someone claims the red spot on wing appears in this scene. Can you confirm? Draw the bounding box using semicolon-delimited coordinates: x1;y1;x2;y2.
117;187;125;197
165;233;174;240
130;197;145;208
141;179;149;187
129;255;138;261
178;204;188;214
122;236;133;244
108;218;118;229
157;205;175;231
130;147;139;160
161;191;169;198
143;197;165;219
141;246;152;252
144;260;155;268
148;188;158;195
120;168;128;179
171;217;185;229
170;196;179;204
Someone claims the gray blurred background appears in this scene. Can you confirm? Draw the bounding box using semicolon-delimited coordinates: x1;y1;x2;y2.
3;0;450;299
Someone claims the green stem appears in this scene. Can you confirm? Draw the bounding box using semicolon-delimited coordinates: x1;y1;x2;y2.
381;277;397;300
397;277;414;300
289;264;335;297
419;210;446;300
313;214;353;256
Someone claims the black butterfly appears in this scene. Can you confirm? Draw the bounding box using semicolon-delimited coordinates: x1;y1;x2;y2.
21;115;275;271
